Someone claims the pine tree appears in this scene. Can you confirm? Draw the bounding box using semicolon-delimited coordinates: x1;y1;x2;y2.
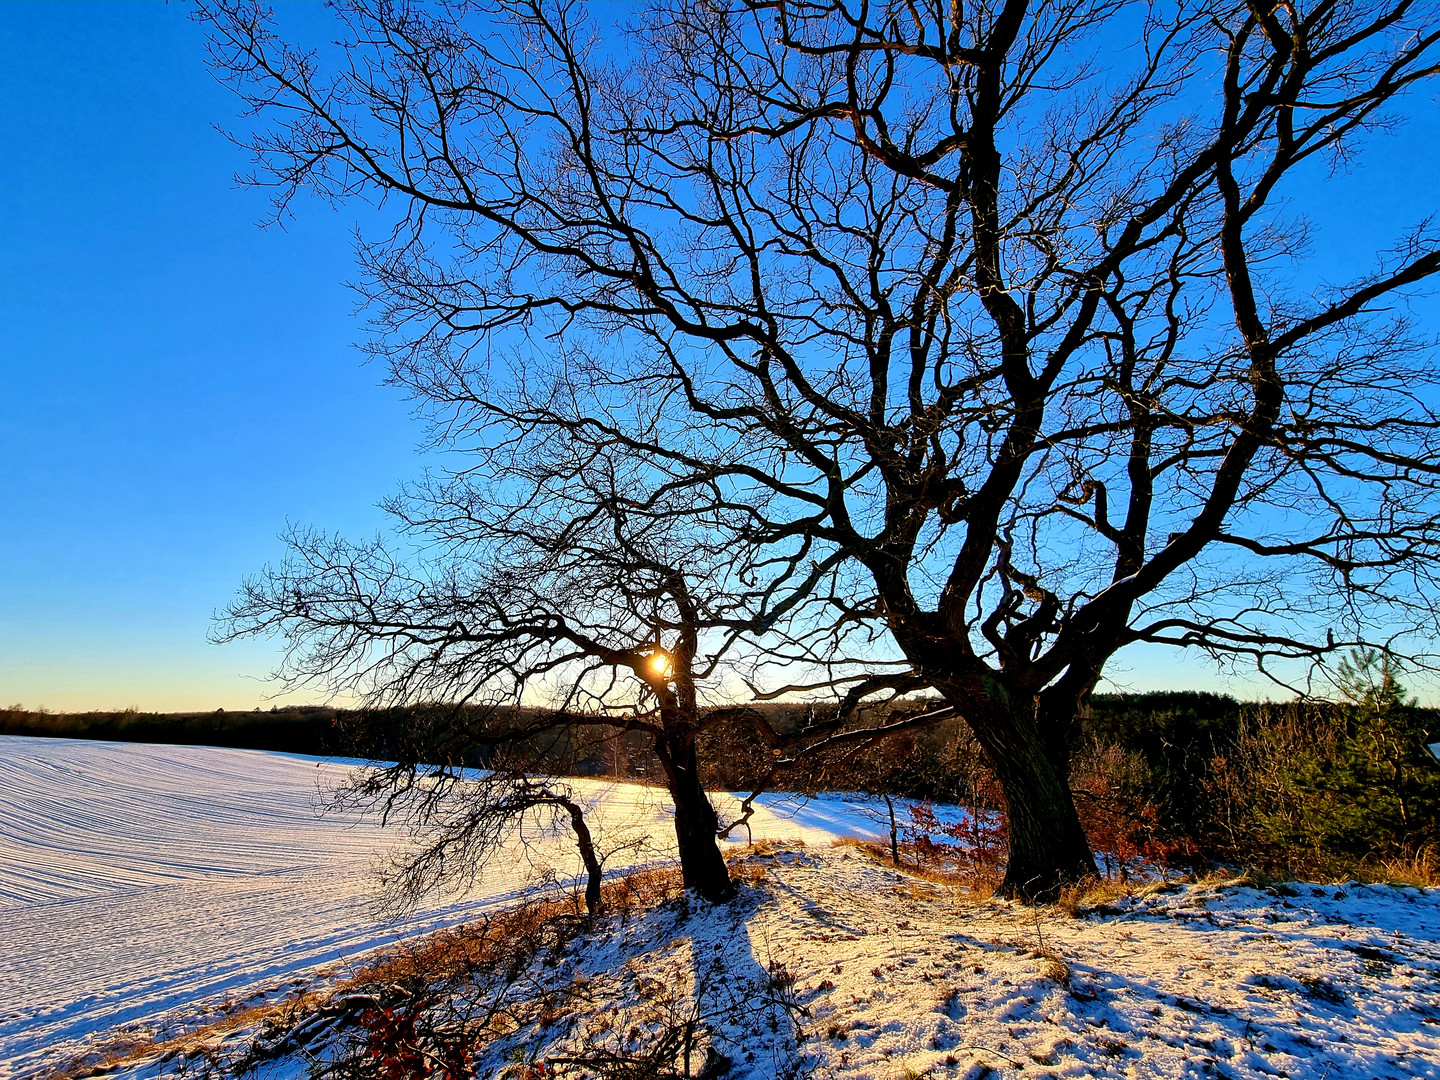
1289;651;1440;859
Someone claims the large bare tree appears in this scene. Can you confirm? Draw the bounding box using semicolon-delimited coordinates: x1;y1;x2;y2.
204;0;1440;899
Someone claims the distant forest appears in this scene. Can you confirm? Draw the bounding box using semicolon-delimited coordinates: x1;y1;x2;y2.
4;692;1436;763
5;692;1436;785
0;704;346;756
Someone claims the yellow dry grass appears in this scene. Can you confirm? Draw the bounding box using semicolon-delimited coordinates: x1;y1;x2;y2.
829;836;1001;900
1363;848;1440;889
1055;875;1137;916
42;990;327;1080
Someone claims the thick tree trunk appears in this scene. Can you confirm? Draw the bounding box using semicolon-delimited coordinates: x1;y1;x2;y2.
657;730;736;903
960;695;1098;903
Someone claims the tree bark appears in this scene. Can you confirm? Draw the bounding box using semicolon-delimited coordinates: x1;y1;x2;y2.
960;695;1098;903
557;795;603;917
656;729;736;903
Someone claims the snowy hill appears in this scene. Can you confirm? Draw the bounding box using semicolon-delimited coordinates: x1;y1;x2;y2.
0;736;861;1077
4;737;1439;1080
62;847;1440;1080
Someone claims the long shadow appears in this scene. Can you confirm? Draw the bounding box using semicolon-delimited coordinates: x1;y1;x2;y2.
539;849;822;1078
678;861;812;1080
681;848;1001;1078
488;856;805;1079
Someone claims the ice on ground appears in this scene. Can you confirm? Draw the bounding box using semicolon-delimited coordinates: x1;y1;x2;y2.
0;736;847;1078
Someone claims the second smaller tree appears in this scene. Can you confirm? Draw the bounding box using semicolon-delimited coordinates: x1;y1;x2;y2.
217;467;762;903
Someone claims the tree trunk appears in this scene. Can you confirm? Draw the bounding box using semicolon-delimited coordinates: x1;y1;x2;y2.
558;796;603;917
960;695;1098;903
657;730;736;903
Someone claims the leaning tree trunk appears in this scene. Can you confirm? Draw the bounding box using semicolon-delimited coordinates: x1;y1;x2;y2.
960;695;1097;903
656;729;736;903
555;794;603;917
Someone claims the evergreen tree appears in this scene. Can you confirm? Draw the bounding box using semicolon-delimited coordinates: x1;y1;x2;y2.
1274;651;1440;860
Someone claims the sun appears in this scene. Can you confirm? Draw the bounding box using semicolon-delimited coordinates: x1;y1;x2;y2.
647;651;673;679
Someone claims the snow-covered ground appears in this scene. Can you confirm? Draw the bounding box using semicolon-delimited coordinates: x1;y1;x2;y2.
6;736;1439;1080
198;848;1440;1080
0;736;867;1078
741;849;1440;1079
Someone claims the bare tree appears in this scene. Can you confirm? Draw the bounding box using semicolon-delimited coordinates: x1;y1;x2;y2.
217;464;756;901
346;755;611;917
203;0;1440;899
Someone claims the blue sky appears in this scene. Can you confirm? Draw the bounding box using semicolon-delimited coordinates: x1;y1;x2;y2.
0;2;416;710
1;3;1438;711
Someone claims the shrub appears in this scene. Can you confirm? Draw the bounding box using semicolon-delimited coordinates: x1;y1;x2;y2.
1196;655;1440;875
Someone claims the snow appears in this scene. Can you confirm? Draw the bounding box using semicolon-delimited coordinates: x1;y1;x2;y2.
0;736;843;1078
744;853;1440;1079
5;736;1439;1080
209;850;1440;1080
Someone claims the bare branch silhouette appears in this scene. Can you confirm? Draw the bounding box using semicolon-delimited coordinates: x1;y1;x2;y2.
204;0;1440;900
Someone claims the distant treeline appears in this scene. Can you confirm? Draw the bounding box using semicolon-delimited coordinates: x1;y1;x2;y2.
6;690;1433;766
0;700;816;771
0;705;345;756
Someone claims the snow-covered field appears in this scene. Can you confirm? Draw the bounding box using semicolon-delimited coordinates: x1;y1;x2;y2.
0;736;870;1078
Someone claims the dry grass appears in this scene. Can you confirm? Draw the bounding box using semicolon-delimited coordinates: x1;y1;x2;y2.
1192;866;1286;891
828;836;1386;919
1033;948;1072;987
828;835;886;859
830;836;1002;900
736;836;803;858
42;990;328;1080
1361;848;1440;889
726;858;771;890
1193;849;1439;891
1133;856;1439;899
1056;875;1137;917
344;864;693;996
1064;866;1293;911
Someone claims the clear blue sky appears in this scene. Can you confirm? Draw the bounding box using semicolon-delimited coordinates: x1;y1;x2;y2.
0;2;417;711
1;3;1437;711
